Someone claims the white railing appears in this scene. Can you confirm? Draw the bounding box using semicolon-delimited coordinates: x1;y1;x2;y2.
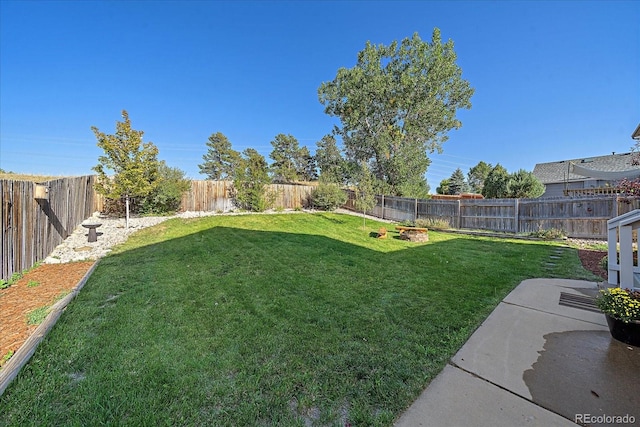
607;209;640;290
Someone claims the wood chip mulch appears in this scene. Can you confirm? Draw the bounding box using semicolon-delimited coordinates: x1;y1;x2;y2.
577;249;608;281
0;261;95;366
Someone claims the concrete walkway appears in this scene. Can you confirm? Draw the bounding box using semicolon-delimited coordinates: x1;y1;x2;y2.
395;278;640;426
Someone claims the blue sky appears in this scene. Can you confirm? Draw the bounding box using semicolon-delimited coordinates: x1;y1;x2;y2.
1;1;638;192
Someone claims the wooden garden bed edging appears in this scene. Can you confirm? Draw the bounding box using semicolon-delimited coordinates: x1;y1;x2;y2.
0;261;100;396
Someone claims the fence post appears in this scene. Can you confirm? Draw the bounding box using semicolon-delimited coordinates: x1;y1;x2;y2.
514;198;520;234
415;198;418;222
457;200;461;229
381;194;385;219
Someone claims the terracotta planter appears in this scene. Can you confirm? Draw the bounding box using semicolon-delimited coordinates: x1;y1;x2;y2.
605;315;640;347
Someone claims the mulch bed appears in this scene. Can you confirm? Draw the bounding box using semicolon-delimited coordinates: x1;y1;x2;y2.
0;261;95;366
577;249;608;280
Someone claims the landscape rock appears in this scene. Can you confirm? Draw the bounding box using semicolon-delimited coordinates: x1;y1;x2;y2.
43;209;296;264
43;214;174;264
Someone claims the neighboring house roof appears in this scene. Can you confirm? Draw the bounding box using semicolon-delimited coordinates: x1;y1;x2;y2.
633;123;640;140
532;152;640;184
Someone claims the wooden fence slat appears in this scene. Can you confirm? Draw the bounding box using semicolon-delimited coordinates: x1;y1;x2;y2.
1;176;100;281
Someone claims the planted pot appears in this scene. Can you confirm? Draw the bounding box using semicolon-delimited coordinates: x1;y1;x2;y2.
605;315;640;347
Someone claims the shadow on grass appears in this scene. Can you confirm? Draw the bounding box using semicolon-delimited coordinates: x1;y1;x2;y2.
316;213;348;224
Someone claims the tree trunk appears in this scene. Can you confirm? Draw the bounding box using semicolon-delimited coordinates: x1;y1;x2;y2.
125;196;130;229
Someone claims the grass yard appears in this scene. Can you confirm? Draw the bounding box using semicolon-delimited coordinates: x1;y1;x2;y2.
0;212;598;426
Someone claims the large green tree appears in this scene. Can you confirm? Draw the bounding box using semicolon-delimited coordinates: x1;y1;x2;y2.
318;28;474;198
481;164;510;199
296;146;318;182
269;134;304;183
198;132;241;180
481;165;544;199
506;169;545;199
467;161;493;194
315;134;345;184
448;168;470;195
92;110;159;227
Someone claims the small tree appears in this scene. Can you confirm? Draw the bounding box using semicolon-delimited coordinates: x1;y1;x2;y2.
139;161;191;214
482;165;544;199
448;168;470;195
617;178;640;197
436;178;450;195
269;134;302;183
482;164;510;199
232;148;275;212
92;110;159;228
311;181;347;211
198;132;241;180
315;134;345;184
506;169;545;198
296;146;318;182
354;161;377;229
467;161;492;194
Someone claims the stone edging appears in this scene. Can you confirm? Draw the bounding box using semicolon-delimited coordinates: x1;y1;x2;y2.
0;260;100;396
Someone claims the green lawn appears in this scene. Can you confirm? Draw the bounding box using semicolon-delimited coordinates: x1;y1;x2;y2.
0;213;598;426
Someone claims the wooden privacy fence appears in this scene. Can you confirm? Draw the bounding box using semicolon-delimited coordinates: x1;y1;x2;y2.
181;181;315;212
1;176;101;281
181;180;233;212
344;191;640;239
1;178;314;280
5;176;637;280
270;183;315;210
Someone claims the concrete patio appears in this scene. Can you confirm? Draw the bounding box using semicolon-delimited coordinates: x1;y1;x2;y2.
395;278;640;426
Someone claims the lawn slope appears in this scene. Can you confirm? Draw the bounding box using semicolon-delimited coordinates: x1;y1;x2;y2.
0;213;597;426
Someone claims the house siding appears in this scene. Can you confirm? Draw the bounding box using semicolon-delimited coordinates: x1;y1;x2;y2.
534;152;640;198
541;179;612;198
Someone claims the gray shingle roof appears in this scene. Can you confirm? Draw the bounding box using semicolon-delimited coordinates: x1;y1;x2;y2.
532;152;640;184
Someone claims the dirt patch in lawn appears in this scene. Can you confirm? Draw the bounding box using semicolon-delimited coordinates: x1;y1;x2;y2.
0;261;95;367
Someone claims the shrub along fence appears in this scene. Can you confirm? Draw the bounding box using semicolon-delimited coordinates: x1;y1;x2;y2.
344;191;640;239
1;176;101;281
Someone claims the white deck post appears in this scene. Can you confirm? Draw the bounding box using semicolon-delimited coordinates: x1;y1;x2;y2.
619;224;634;288
607;209;640;290
608;224;619;285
